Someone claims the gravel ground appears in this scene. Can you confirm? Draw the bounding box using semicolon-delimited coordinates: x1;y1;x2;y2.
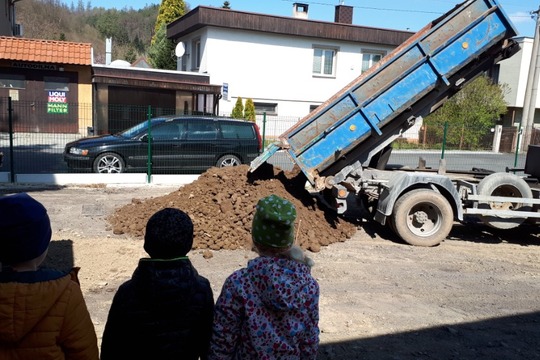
2;179;540;360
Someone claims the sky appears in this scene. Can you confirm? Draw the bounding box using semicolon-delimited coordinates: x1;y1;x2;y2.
76;0;538;38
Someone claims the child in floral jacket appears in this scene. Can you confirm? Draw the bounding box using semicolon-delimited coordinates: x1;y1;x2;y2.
210;194;319;360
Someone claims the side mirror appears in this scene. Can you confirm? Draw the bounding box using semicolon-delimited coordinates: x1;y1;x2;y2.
140;135;148;142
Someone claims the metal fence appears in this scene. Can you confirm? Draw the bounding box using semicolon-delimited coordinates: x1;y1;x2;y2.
0;97;532;179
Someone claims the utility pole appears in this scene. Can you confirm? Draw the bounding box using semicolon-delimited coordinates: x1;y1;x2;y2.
521;6;540;150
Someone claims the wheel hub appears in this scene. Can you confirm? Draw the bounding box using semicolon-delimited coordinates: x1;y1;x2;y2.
413;211;429;224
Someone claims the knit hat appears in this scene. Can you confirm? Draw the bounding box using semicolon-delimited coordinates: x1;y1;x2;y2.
144;208;193;259
0;193;52;265
252;194;297;248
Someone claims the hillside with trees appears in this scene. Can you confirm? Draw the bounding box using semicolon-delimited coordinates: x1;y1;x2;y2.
15;0;188;65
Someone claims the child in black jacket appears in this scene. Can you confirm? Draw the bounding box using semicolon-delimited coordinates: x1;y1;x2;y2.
101;208;214;360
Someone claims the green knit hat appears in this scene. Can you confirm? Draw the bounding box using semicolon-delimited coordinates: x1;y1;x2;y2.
252;194;297;248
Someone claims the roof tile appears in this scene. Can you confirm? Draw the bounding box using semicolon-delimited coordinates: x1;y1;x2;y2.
0;36;92;65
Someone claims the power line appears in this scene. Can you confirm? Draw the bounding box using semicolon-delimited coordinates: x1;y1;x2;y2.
281;0;535;17
282;0;445;15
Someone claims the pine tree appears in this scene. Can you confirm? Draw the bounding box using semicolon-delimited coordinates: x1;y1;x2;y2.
244;98;256;121
232;97;244;119
148;23;177;70
152;0;186;45
222;1;231;9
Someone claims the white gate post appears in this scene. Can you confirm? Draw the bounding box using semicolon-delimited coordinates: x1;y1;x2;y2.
492;125;502;152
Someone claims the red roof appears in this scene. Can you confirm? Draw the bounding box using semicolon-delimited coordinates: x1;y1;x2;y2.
0;36;92;65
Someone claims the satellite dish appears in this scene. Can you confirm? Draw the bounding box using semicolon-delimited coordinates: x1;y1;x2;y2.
175;42;185;57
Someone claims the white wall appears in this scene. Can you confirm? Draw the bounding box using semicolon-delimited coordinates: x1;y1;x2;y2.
498;37;534;108
175;26;540;131
179;27;394;118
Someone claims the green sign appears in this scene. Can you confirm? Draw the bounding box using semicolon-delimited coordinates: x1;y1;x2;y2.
47;103;68;114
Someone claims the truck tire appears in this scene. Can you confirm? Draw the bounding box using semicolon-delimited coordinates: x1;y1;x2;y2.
392;189;453;247
477;173;532;229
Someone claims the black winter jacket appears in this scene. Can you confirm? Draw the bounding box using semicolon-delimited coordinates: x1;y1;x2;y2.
100;257;214;360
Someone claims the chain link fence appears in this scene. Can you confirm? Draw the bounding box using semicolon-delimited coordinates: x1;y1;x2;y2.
0;97;532;178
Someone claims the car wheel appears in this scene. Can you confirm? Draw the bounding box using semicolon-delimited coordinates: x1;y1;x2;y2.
216;155;241;167
93;152;125;173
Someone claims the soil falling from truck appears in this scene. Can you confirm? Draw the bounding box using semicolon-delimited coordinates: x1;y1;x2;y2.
107;165;357;252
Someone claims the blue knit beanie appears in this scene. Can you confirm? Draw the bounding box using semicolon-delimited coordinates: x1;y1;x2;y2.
0;193;52;265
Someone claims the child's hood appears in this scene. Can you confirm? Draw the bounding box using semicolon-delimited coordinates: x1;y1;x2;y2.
246;256;316;311
0;273;71;343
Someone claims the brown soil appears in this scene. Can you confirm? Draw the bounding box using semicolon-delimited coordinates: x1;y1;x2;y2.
108;165;357;253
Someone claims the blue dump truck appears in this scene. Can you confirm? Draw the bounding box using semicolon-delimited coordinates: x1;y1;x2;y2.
250;0;540;246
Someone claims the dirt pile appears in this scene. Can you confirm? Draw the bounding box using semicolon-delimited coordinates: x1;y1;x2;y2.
108;165;357;252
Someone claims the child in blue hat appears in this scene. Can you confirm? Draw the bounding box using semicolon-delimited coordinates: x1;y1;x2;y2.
0;193;99;359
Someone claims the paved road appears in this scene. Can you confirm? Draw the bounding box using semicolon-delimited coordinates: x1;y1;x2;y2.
0;131;529;177
268;150;527;175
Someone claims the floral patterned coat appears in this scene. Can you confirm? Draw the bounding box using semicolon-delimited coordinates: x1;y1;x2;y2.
210;256;319;360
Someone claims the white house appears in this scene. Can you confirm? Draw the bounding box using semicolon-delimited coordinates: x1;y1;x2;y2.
498;36;540;127
167;3;539;142
167;3;412;136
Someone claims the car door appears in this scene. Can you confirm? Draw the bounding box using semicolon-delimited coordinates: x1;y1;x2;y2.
147;120;187;171
184;119;219;169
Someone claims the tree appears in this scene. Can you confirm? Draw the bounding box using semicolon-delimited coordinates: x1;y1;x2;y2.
222;1;230;9
152;0;186;44
124;47;137;63
16;0;160;63
147;23;176;69
424;75;508;150
244;98;256;121
232;97;244;119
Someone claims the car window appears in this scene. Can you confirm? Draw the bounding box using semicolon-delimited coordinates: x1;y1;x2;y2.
221;123;255;139
187;120;218;140
151;122;185;140
120;118;167;138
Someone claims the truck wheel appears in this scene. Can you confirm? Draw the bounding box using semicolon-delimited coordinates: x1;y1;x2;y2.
477;173;532;229
216;154;241;167
93;152;125;173
392;189;453;247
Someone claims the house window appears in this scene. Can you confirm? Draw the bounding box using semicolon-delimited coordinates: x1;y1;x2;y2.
181;54;188;71
192;39;201;70
313;47;336;77
361;51;385;72
0;73;25;89
254;102;277;115
44;76;69;91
